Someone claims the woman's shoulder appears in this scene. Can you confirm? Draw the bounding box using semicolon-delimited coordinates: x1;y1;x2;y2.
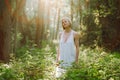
72;30;79;38
59;31;64;38
59;31;63;36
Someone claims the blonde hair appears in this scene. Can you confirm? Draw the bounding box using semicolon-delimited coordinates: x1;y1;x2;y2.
62;17;72;29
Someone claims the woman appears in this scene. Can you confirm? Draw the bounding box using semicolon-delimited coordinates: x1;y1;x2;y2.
55;17;79;77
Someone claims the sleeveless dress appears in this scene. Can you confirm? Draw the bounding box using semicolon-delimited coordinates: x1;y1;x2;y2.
55;30;76;78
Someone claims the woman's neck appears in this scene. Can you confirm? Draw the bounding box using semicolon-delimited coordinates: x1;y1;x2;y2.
64;28;71;33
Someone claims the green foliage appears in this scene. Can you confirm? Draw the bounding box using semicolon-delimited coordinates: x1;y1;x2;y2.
79;0;120;50
0;44;56;80
60;46;120;80
0;64;17;80
0;44;120;80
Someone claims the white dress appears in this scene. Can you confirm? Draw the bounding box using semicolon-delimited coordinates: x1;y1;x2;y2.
55;30;76;78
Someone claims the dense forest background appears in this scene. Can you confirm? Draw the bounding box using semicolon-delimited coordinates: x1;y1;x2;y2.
0;0;120;80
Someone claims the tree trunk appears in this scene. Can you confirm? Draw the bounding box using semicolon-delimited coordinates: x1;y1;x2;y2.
71;0;73;22
10;0;26;53
35;0;45;47
99;0;120;51
0;1;11;62
55;8;61;39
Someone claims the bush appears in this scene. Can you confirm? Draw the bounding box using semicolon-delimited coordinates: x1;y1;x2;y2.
1;45;120;80
61;46;120;80
0;45;56;80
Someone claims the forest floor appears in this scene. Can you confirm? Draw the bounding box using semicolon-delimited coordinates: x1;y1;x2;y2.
0;45;120;80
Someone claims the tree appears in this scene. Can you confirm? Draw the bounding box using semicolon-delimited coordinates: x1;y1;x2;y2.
98;0;120;51
35;0;45;47
0;0;12;62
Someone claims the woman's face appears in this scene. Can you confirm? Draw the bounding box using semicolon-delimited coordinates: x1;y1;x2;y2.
62;19;70;29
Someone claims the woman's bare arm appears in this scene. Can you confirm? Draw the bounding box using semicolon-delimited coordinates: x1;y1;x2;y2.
56;32;62;64
56;48;60;63
74;32;79;64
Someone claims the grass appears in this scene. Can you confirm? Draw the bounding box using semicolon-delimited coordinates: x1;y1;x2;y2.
0;45;120;80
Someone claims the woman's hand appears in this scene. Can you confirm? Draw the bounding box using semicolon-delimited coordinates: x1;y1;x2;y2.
56;62;59;66
75;59;78;64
